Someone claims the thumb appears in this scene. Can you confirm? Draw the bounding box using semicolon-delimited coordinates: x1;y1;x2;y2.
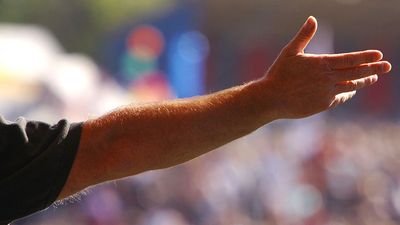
284;16;318;56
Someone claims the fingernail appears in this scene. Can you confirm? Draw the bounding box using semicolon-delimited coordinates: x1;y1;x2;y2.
385;62;392;72
304;16;316;30
380;62;390;73
377;51;383;60
305;17;312;27
371;76;378;83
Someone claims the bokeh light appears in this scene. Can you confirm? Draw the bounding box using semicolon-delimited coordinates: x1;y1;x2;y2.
127;25;165;61
177;31;209;63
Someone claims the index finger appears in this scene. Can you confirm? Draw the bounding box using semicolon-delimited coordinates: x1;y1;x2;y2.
323;50;383;70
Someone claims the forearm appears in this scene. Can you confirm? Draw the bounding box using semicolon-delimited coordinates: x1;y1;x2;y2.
63;79;277;193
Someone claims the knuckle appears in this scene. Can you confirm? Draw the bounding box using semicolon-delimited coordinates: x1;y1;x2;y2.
328;98;339;109
345;55;355;66
338;95;347;104
363;64;374;75
282;45;291;53
339;85;350;93
350;81;359;90
353;67;362;77
373;63;382;73
343;81;356;90
327;74;337;83
297;31;308;41
322;71;335;82
319;56;332;70
342;69;353;79
367;53;375;62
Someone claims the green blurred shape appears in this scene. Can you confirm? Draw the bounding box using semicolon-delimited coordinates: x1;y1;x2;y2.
0;0;176;57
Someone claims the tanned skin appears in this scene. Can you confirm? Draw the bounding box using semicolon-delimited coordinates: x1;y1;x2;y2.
58;17;392;199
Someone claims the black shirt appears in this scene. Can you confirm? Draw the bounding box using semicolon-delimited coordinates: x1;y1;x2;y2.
0;116;82;225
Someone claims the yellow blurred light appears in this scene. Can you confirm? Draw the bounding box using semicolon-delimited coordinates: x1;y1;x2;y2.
336;0;363;5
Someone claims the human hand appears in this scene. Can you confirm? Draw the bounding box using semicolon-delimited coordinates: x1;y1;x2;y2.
261;16;392;119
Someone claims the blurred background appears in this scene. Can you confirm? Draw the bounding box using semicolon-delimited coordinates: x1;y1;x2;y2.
1;0;399;224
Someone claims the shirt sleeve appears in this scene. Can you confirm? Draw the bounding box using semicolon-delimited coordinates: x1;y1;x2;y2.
0;116;83;224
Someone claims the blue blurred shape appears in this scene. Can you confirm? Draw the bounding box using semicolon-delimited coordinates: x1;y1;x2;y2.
168;31;209;98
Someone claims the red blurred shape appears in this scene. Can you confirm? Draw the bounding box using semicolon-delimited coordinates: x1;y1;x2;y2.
127;25;165;60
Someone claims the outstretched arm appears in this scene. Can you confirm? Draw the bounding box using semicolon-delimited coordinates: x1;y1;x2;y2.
58;16;391;199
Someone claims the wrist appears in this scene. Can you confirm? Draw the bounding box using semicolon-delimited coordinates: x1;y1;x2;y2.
242;78;283;124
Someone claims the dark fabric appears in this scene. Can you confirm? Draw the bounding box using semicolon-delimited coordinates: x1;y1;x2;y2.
0;116;82;225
